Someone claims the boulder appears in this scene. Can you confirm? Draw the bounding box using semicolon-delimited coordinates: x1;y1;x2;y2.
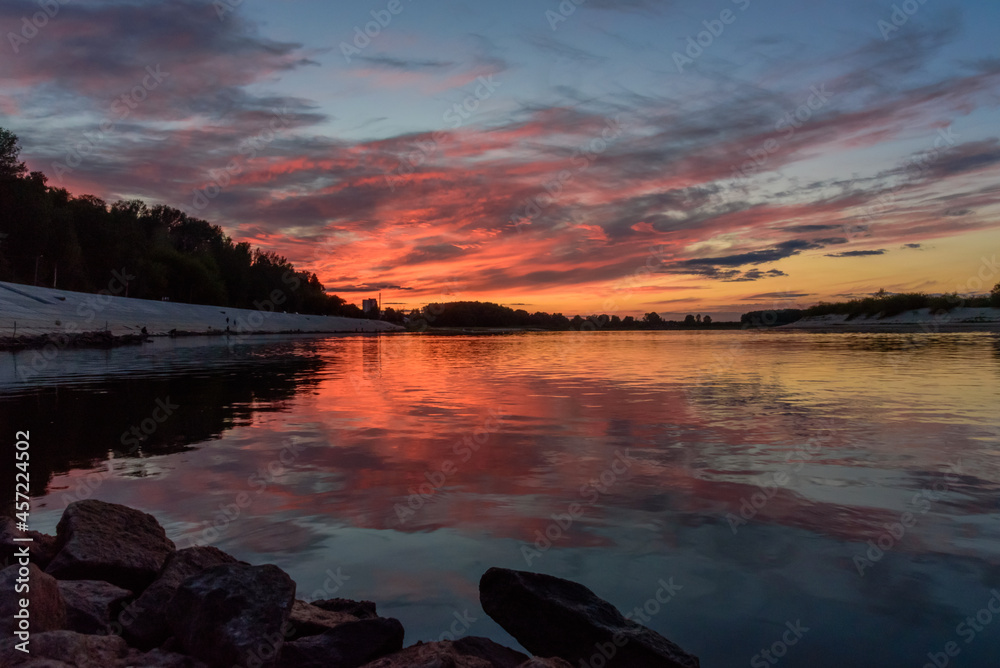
0;631;128;668
168;563;296;668
1;517;59;569
45;500;175;592
288;599;361;637
120;648;210;667
121;545;241;649
57;580;132;635
276;617;405;668
451;637;530;668
311;597;379;619
359;637;528;668
479;568;699;668
0;562;67;636
517;659;574;668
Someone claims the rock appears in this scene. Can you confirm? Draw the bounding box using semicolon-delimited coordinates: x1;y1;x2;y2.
57;580;132;635
0;562;67;636
168;563;296;668
120;648;210;667
452;637;530;668
288;599;361;637
311;597;379;619
0;631;128;668
121;546;241;649
479;568;699;668
1;517;59;569
359;637;528;668
517;659;574;668
45;500;175;592
276;617;405;668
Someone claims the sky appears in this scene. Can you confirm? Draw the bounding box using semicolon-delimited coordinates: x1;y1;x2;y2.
1;0;998;319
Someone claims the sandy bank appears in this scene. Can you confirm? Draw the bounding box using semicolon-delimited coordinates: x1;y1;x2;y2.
780;306;1000;332
0;281;401;338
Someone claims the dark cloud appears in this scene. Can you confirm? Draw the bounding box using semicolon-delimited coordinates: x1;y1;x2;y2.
673;239;825;270
355;55;455;71
903;243;923;249
784;224;842;233
825;249;887;257
0;0;319;123
745;292;811;300
726;269;788;282
400;244;468;265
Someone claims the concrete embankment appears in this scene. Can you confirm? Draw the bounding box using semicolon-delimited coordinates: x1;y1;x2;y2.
0;281;400;338
780;307;1000;332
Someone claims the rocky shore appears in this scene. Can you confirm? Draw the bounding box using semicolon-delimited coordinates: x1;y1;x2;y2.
0;331;148;353
1;500;700;668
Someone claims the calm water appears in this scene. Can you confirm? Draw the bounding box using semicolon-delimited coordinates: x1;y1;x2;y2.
3;331;1000;667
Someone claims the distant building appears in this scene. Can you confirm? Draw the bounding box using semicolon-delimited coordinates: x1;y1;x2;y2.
362;298;379;315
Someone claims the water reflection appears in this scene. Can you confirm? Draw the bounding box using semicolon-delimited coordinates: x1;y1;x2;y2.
10;331;1000;667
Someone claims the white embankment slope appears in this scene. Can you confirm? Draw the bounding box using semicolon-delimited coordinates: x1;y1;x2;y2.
0;281;401;336
782;307;1000;331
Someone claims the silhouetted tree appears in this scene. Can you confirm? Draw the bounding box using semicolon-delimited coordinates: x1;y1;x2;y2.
683;314;696;325
0;128;27;179
0;126;362;316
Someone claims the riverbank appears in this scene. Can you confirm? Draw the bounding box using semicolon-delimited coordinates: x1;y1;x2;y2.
779;306;1000;332
1;500;700;668
0;281;401;343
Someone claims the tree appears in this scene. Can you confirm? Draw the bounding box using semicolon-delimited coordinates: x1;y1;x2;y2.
0;128;27;179
643;312;663;326
683;314;696;325
992;282;1000;308
703;315;712;324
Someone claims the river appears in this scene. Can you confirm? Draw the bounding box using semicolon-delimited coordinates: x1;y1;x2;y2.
3;330;999;666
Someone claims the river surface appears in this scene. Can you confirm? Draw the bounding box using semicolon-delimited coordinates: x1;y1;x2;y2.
3;331;999;667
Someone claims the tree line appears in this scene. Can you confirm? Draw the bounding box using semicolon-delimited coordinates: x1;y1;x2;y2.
0;128;371;318
742;288;1000;326
407;301;727;330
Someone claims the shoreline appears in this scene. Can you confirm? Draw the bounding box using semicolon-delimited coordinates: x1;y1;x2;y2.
0;281;401;345
1;500;700;668
777;306;1000;333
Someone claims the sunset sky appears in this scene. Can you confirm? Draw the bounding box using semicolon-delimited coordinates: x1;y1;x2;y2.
2;0;998;318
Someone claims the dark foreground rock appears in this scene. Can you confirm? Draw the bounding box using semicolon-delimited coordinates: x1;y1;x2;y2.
45;500;176;592
168;563;296;668
0;631;208;667
0;501;701;668
57;580;132;635
1;517;59;568
480;567;699;668
277;617;405;668
288;599;364;637
0;562;67;636
516;659;574;668
358;637;529;668
122;546;241;649
312;597;379;619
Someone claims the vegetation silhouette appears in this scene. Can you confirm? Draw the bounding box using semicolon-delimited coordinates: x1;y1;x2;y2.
0;128;370;318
